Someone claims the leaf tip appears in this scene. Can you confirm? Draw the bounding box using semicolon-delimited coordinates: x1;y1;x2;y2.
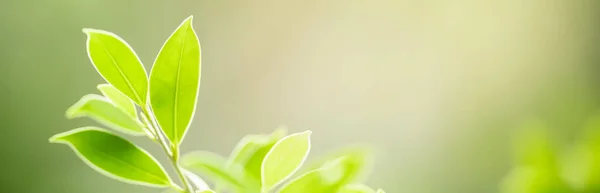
186;15;194;22
81;28;97;36
96;83;110;90
81;28;120;39
301;130;313;138
48;135;63;143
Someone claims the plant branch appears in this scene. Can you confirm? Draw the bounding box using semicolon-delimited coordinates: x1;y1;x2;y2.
141;106;194;193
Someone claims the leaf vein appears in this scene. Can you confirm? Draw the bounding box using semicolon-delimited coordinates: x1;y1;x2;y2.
96;39;144;104
172;25;189;143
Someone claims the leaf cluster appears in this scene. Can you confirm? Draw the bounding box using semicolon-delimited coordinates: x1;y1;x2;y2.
50;16;386;193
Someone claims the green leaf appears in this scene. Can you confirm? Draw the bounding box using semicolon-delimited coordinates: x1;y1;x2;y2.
279;156;361;193
49;127;172;187
182;169;210;191
83;28;148;106
228;128;287;180
97;84;137;119
375;189;385;193
66;94;144;135
261;130;312;192
197;190;216;193
304;147;371;185
149;16;201;146
182;151;256;192
338;184;376;193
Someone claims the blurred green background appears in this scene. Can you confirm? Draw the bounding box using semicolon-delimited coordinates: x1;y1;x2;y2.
1;0;600;193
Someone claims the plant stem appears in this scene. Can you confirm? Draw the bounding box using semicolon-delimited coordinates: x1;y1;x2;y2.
142;107;194;193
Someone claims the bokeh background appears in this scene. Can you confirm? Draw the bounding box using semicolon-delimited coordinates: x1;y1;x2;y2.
1;0;600;193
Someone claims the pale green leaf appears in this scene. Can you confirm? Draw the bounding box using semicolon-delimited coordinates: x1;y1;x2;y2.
375;189;385;193
66;94;144;135
279;156;358;193
83;28;148;106
338;184;376;193
305;147;372;185
182;169;210;191
182;151;256;192
261;130;312;192
277;168;330;193
228;127;287;180
49;127;172;187
149;16;201;146
97;84;137;119
197;190;216;193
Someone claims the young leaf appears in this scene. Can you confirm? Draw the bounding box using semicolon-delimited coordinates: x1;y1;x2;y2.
49;127;172;187
182;169;210;191
305;147;372;185
149;16;201;146
338;184;376;193
98;84;137;119
228;128;287;180
83;28;148;106
66;94;144;135
261;130;312;192
182;151;255;191
278;156;356;193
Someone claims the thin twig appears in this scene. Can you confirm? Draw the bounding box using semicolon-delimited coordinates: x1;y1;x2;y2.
141;106;194;193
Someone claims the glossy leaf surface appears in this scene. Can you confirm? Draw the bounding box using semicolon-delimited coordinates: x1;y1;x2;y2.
279;156;359;193
66;94;144;135
229;128;287;181
49;127;171;187
97;84;137;119
149;16;201;146
83;28;148;105
261;130;312;192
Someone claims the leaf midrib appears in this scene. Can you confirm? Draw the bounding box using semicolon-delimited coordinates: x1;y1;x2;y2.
90;144;167;184
96;38;144;105
172;25;190;144
80;99;141;131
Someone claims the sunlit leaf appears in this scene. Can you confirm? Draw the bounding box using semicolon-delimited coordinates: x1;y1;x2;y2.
182;151;255;192
228;127;287;180
83;28;148;106
338;184;375;193
197;190;215;193
261;130;312;192
182;169;210;191
279;156;361;193
375;189;385;193
149;16;201;146
49;127;172;187
66;94;144;135
304;147;372;185
97;84;137;119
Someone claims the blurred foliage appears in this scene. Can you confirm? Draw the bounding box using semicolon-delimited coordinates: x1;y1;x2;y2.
502;115;600;193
